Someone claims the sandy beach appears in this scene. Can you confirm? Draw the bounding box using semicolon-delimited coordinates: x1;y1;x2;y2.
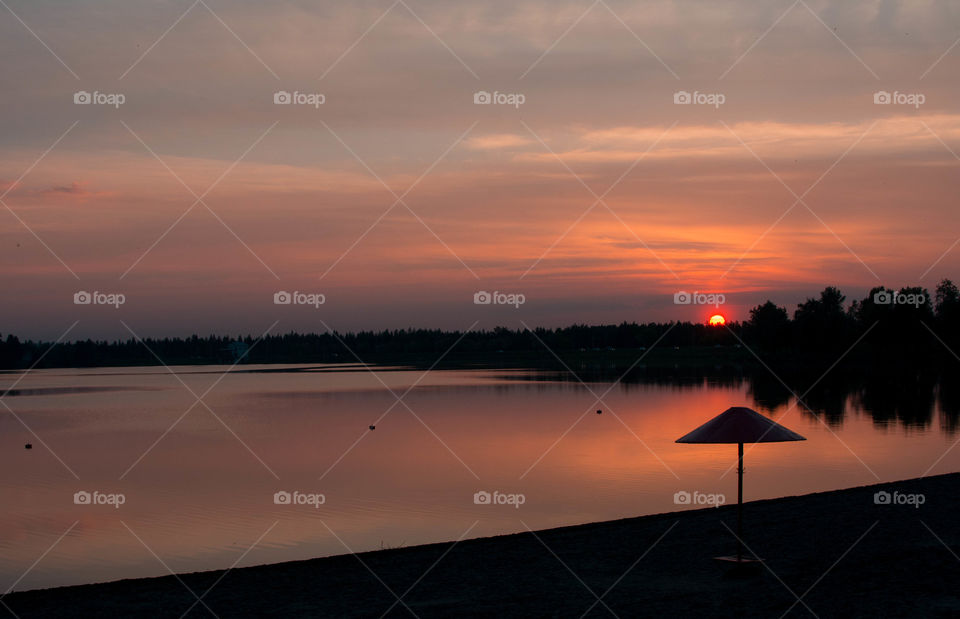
5;473;959;617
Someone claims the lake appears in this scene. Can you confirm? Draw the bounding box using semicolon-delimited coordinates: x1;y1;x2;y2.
1;364;957;591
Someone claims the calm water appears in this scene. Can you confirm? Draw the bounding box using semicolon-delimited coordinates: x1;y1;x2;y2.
1;364;958;591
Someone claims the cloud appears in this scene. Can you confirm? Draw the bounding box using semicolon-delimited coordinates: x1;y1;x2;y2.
43;182;88;195
514;115;960;165
36;181;110;200
465;134;534;150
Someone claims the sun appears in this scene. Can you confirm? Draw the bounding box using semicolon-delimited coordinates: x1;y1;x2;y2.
708;314;726;326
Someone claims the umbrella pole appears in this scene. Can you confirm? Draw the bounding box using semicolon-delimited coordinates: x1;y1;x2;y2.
737;441;744;562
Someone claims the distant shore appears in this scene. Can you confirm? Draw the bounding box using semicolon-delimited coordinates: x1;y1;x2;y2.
3;346;953;380
7;473;960;617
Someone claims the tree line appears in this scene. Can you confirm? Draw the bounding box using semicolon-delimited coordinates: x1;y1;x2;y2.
0;279;957;370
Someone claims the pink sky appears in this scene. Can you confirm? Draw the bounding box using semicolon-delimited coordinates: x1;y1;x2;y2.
1;0;959;339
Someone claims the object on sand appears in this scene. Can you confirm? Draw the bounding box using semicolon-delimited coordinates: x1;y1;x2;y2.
676;406;805;564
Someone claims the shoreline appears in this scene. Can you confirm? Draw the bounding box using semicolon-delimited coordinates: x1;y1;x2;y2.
6;472;960;617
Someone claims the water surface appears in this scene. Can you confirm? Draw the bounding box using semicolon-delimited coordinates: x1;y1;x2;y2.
1;364;956;591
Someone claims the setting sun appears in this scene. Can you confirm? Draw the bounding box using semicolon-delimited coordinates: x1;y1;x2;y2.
709;314;726;326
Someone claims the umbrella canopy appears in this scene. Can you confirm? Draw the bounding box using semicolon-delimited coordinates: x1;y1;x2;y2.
676;406;805;444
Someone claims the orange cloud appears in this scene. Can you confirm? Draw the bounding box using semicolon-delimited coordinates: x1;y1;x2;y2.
515;115;960;164
465;134;534;150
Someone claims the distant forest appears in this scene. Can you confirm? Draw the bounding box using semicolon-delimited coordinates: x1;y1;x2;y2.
1;280;959;371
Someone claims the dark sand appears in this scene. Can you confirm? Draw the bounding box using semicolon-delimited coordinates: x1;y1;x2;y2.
6;474;960;617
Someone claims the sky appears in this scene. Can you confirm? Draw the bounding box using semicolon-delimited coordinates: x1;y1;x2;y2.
1;0;959;340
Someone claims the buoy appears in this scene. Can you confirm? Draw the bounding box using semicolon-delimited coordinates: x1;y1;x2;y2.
369;425;375;430
24;443;32;449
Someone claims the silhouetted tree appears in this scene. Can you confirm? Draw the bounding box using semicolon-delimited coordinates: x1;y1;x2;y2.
849;286;892;327
794;286;852;353
745;301;790;351
935;279;960;350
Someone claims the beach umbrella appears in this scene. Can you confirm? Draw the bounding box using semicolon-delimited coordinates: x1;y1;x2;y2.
676;406;805;563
